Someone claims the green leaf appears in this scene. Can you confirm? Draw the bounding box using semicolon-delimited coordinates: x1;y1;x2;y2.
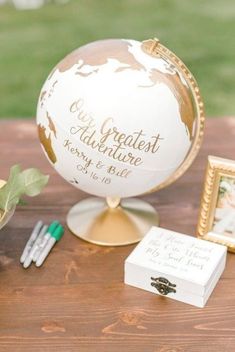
0;165;49;212
18;198;28;206
19;168;49;197
0;165;24;211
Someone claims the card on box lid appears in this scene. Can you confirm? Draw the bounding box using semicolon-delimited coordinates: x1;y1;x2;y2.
124;227;227;307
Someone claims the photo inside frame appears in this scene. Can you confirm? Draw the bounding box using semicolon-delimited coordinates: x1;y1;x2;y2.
212;175;235;238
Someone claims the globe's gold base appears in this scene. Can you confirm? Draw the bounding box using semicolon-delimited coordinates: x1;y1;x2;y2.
67;197;159;246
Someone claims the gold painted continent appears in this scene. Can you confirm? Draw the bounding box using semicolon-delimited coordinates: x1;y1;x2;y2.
47;112;57;138
38;124;57;164
56;39;145;73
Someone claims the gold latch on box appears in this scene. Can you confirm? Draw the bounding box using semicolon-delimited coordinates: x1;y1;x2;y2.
151;277;176;296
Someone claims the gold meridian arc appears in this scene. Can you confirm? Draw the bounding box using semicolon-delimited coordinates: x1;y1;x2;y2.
141;39;205;194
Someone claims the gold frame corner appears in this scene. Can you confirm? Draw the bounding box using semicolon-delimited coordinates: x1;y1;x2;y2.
197;155;235;252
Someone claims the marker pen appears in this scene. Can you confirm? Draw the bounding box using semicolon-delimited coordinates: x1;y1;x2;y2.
23;221;59;269
35;225;64;267
23;224;48;269
20;220;43;264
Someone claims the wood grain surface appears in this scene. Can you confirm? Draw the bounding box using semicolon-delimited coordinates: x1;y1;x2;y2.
0;118;235;352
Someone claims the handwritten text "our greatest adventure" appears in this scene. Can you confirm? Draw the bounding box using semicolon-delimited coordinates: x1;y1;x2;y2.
64;98;164;168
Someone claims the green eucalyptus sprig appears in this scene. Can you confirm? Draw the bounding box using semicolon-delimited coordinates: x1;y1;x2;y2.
0;165;49;222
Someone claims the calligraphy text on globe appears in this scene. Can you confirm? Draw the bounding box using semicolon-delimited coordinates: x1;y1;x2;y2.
68;98;164;167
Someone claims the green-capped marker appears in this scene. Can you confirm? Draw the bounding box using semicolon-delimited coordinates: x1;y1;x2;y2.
48;220;60;234
51;225;64;241
35;224;64;267
25;220;60;267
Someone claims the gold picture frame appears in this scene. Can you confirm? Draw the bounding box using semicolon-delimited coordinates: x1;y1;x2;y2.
197;156;235;252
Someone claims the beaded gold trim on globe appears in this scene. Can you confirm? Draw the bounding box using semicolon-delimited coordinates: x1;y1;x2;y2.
142;38;205;194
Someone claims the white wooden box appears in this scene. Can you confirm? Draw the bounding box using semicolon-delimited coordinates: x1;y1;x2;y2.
125;227;227;307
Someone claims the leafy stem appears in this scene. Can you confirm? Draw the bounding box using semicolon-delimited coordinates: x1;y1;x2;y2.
0;165;49;221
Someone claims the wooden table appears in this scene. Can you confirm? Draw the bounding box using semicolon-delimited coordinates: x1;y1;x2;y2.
0;118;235;352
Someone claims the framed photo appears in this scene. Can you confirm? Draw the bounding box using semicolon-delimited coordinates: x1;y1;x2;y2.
197;156;235;252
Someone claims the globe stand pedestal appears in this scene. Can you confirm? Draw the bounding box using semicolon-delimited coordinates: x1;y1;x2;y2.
66;197;159;246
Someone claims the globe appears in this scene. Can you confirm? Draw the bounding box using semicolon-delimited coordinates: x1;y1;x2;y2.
36;38;204;245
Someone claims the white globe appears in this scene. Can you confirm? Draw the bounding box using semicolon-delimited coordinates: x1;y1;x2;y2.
37;38;204;198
